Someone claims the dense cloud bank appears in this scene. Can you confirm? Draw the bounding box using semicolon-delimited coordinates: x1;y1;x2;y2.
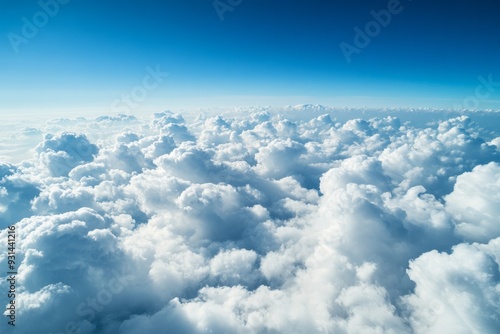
1;108;500;333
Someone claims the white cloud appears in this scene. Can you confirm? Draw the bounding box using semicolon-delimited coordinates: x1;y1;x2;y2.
36;132;99;177
445;162;500;243
404;238;500;334
1;109;500;333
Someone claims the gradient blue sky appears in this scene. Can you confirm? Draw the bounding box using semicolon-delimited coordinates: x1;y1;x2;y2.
1;0;500;115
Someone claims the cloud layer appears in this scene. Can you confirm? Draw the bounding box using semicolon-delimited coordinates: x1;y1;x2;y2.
1;108;499;333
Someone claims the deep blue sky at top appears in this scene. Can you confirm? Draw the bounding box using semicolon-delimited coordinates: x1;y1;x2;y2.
1;0;499;115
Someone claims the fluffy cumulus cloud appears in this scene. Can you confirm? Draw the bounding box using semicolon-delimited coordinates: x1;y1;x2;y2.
0;107;499;333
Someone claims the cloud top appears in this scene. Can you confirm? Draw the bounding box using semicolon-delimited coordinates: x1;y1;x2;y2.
1;109;499;333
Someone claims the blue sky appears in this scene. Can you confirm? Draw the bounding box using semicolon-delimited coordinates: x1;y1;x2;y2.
1;0;500;115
